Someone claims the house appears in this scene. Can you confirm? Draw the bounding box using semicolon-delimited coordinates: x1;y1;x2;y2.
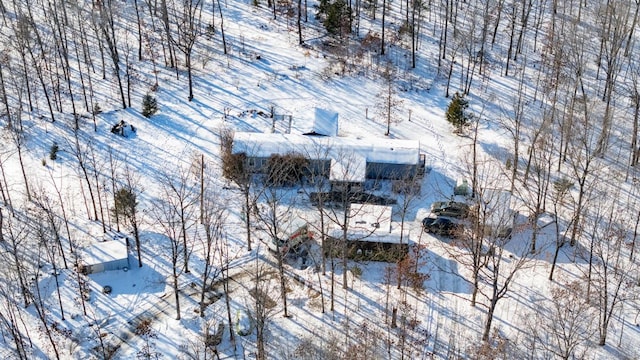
80;236;130;274
231;132;426;184
325;203;410;262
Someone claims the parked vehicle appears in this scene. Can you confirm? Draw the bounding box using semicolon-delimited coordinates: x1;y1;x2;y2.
430;200;470;218
422;217;461;237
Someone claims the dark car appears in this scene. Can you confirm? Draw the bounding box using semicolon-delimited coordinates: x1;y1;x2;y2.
422;217;461;237
430;201;470;218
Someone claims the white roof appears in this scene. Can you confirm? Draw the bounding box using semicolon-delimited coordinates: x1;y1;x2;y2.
327;204;411;244
293;108;339;137
482;189;514;227
82;237;128;266
232;132;420;165
348;203;392;232
330;156;366;183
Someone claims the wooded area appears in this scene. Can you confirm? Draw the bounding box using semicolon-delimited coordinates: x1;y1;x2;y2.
0;0;639;358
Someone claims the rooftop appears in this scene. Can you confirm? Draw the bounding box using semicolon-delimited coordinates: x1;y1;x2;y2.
232;132;421;165
82;236;129;266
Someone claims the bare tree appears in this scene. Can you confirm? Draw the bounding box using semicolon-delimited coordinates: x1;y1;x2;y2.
0;285;30;359
151;193;186;320
529;281;595;360
69;133;99;221
448;154;498;306
33;217;65;321
198;185;227;317
221;128;257;251
2;211;32;308
160;166;197;273
583;196;636;346
0;141;14;211
548;177;573;281
170;0;204;101
254;153;309;318
498;64;528;193
31;186;69;270
567;100;601;247
246;255;278;360
4;117;31;202
31;241;62;359
95;0;127;108
594;0;632;154
320;150;381;294
376;63;403;137
479;217;530;342
627;62;640;166
514;132;552;254
393;173;422;289
0;49;14;129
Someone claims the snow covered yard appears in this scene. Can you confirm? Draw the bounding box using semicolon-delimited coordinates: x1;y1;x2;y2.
0;0;639;358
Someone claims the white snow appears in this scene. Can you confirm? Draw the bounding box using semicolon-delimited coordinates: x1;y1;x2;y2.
233;132;422;165
0;0;638;358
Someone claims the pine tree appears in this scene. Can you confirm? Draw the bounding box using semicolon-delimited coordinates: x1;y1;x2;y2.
446;92;469;131
49;142;59;161
113;188;137;222
317;0;351;36
142;94;158;118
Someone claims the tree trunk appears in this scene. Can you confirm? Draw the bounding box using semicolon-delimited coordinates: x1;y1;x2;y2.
133;219;142;267
244;190;252;251
216;0;227;54
297;0;303;44
173;271;181;320
381;0;386;55
482;297;497;341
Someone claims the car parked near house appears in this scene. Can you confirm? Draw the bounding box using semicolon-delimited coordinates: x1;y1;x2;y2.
422;217;461;237
430;200;470;218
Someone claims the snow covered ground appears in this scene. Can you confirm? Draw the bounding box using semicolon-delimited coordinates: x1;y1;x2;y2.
0;0;639;358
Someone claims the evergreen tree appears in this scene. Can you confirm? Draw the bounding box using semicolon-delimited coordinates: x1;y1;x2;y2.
142;94;158;118
113;188;137;221
49;142;59;161
113;187;143;267
317;0;351;36
446;92;469;131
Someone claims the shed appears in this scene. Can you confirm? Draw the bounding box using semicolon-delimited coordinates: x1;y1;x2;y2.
80;237;130;274
481;189;516;238
297;108;339;137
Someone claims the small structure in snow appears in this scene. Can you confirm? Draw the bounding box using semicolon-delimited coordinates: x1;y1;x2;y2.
235;309;252;336
111;120;136;137
481;189;516;238
454;179;471;196
298;108;339;137
80;236;130;274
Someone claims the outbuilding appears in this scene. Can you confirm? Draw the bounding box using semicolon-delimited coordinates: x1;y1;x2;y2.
80;236;130;274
